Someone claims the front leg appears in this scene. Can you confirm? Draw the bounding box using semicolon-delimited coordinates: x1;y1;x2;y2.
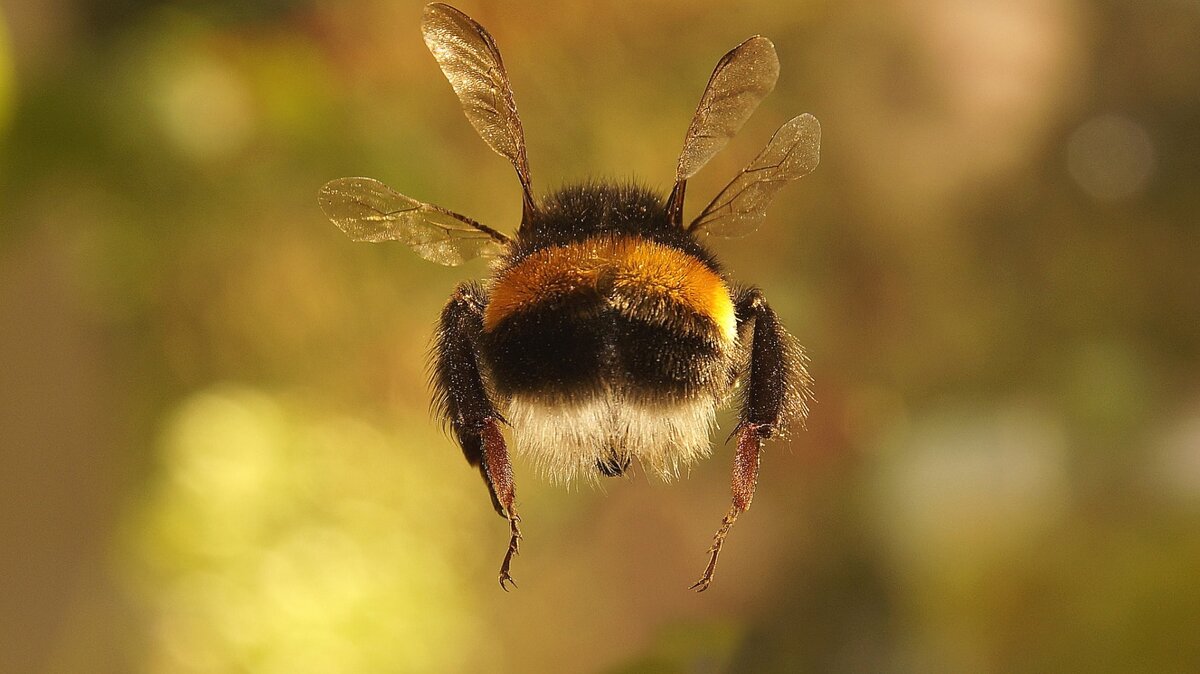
433;282;523;590
692;286;812;591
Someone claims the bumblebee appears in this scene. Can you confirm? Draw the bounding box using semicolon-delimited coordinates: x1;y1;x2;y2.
320;3;820;591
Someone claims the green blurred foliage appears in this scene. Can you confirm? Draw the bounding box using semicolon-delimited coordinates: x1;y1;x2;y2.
1;0;1198;673
131;387;493;673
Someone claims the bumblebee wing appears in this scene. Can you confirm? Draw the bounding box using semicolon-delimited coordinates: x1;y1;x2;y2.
422;3;534;213
667;37;779;224
676;36;780;182
688;114;821;238
319;177;510;266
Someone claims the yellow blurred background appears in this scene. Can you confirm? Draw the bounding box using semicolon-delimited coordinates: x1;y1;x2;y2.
2;0;1198;672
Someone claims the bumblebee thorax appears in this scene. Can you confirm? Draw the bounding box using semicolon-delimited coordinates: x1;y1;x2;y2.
509;183;719;270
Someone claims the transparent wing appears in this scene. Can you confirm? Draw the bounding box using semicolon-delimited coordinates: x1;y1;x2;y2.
689;114;821;237
675;36;780;182
422;3;533;205
318;177;509;266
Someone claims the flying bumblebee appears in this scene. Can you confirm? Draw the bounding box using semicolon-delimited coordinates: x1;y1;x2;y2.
319;3;820;591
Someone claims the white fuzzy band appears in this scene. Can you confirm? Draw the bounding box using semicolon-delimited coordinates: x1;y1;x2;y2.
505;393;719;484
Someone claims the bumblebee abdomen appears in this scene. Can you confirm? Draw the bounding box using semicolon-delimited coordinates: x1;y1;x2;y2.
481;236;737;400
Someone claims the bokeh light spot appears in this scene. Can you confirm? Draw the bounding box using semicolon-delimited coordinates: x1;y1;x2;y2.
152;54;256;161
1067;113;1156;202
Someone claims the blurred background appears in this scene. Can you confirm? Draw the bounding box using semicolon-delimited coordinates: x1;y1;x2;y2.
2;0;1198;672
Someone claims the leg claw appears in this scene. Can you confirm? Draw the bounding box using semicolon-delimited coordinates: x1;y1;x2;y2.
499;571;518;591
497;510;522;591
689;506;740;593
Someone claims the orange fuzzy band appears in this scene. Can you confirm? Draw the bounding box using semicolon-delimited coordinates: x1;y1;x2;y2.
484;237;737;342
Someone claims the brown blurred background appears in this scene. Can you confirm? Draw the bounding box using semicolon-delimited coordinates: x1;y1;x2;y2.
1;0;1198;672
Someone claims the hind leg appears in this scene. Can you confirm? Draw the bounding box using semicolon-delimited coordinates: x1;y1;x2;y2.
692;287;811;591
432;282;523;590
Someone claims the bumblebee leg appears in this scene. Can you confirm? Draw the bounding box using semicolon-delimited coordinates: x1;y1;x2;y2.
480;419;522;590
692;287;810;592
433;282;523;590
